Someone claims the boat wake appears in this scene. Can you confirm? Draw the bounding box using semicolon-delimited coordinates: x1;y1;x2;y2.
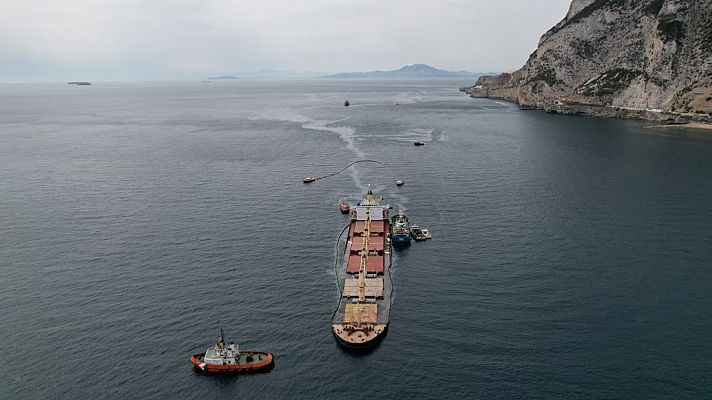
393;91;424;105
248;112;366;189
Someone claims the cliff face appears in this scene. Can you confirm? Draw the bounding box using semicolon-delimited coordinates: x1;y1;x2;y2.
469;0;712;120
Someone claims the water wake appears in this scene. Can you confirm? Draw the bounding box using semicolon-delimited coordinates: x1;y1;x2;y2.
248;112;366;189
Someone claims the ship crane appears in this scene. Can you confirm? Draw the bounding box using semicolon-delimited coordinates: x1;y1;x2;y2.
354;209;371;327
358;210;371;303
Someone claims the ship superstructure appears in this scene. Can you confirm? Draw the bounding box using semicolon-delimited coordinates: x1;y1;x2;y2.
331;186;392;348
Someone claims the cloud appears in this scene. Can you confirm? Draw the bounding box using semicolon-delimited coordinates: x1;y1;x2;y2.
0;0;571;80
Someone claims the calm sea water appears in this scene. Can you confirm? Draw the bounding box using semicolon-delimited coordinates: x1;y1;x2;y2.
1;80;711;399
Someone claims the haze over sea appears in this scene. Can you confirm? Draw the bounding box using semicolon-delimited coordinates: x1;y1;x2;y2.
1;80;711;399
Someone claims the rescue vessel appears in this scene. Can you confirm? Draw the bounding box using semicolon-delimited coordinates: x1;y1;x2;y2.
390;207;412;245
190;329;274;373
331;186;392;349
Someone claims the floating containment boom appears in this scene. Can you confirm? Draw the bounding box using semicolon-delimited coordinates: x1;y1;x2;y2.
302;159;404;186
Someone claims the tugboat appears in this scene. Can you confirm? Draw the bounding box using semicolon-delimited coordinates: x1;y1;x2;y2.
390;207;412;245
190;329;274;373
340;202;350;214
303;176;316;183
413;141;425;146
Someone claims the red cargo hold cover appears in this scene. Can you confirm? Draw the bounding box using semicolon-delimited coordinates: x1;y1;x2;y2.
346;255;384;274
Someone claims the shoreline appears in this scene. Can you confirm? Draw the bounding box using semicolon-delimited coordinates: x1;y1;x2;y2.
461;91;712;141
460;88;712;127
645;122;712;131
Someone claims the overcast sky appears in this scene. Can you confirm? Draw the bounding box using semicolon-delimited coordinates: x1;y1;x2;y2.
0;0;572;81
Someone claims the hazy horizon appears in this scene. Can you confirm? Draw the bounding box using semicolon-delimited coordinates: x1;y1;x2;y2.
0;0;572;81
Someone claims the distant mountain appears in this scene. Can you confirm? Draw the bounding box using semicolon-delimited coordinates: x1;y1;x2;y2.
207;75;239;80
322;64;477;79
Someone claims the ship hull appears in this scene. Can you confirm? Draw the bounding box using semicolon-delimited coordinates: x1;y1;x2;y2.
331;189;392;351
331;324;389;350
391;235;412;245
190;351;274;373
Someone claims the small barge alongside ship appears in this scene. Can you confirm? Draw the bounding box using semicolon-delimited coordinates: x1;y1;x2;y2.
332;186;393;349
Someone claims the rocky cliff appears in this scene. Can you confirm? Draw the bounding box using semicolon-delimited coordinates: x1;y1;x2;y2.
467;0;712;121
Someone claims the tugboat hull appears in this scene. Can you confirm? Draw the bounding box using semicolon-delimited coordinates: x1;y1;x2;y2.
391;235;412;245
190;351;274;373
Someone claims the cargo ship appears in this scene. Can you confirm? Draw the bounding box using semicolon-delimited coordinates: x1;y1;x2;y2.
331;186;392;349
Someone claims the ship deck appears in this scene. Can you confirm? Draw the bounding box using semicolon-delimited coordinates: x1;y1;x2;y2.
202;349;270;365
332;217;392;326
342;277;384;298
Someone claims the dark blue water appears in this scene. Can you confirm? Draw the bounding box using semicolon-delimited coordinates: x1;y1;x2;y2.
1;80;711;399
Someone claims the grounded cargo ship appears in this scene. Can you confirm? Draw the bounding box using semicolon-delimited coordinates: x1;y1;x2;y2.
331;186;392;349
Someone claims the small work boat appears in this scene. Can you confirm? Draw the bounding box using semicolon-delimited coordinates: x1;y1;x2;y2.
409;225;427;241
190;329;274;373
421;228;432;239
339;202;350;213
413;141;425;146
344;100;350;107
303;177;316;183
396;180;405;186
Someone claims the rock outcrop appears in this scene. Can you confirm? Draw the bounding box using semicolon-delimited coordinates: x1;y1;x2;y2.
466;0;712;122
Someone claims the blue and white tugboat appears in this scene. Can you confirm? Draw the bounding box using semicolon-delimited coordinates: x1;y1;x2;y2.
390;207;412;246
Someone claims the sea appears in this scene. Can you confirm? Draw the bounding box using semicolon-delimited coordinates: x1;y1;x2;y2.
1;80;711;399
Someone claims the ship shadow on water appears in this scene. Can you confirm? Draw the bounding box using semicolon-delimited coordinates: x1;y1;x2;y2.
391;243;412;253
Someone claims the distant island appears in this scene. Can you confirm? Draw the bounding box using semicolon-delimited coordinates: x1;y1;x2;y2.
207;75;239;80
322;64;478;79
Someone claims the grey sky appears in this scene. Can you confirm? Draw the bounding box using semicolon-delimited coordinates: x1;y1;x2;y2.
0;0;572;80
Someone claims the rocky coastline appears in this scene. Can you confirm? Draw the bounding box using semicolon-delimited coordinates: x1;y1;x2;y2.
463;0;712;125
